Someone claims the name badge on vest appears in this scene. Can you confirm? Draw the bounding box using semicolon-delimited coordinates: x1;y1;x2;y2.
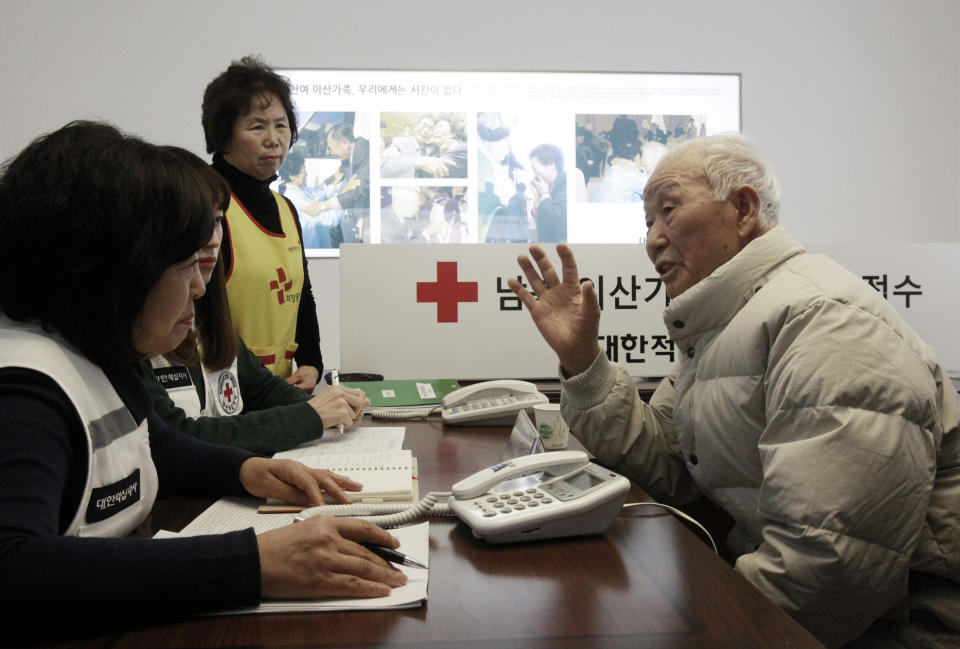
210;367;242;416
153;366;192;389
87;468;141;524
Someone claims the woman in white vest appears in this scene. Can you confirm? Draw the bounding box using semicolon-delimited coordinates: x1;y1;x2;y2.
201;55;324;390
144;208;370;454
0;122;406;639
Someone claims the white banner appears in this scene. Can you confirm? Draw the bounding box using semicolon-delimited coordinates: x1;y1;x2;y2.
341;243;670;379
340;243;960;380
806;243;960;372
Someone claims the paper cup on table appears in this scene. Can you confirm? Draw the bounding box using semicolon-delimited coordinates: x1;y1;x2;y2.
534;403;569;449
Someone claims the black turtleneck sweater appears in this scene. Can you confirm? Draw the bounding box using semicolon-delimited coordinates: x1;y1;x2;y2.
0;356;259;638
212;153;323;375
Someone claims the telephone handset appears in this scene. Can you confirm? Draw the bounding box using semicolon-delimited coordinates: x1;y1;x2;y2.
441;379;549;425
448;450;630;543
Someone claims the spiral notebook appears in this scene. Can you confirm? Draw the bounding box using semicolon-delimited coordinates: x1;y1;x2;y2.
259;450;417;512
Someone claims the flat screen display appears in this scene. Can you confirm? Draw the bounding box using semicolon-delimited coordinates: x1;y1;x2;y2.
274;69;741;257
565;470;604;493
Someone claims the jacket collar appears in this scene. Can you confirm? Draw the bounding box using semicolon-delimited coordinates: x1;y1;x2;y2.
663;225;806;344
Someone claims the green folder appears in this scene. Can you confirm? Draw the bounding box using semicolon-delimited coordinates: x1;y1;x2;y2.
342;379;462;408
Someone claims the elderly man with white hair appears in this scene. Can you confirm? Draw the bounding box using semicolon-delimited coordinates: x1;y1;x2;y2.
510;133;960;648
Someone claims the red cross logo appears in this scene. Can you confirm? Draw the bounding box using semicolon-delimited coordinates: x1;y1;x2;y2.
222;381;234;403
417;261;478;323
268;267;293;305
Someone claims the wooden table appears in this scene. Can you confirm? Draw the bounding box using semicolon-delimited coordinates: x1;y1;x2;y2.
55;418;825;649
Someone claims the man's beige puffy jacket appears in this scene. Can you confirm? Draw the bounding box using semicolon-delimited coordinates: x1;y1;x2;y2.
562;227;960;648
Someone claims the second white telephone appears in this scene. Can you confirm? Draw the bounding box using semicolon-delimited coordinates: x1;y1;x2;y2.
441;379;548;425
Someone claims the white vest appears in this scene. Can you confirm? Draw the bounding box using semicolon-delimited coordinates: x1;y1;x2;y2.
0;316;158;538
150;354;243;418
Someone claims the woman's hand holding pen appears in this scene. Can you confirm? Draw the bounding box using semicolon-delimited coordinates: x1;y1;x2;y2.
238;457;362;505
257;517;408;599
308;385;369;430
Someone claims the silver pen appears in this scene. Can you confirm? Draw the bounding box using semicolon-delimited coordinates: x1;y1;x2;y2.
361;543;428;569
330;368;344;435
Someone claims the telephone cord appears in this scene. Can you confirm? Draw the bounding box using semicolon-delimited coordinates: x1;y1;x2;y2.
369;406;441;421
298;492;455;528
621;502;718;554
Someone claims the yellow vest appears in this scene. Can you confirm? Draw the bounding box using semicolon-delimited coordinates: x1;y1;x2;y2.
224;192;303;378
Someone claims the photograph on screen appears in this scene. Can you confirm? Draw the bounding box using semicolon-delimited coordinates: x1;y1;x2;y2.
276;110;370;250
477;111;569;244
577;114;704;204
379;185;469;243
274;70;740;256
380;112;468;180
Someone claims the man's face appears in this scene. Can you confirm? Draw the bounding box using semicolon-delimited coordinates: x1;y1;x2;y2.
414;117;435;144
431;120;453;143
327;133;352;160
643;150;745;299
530;157;558;190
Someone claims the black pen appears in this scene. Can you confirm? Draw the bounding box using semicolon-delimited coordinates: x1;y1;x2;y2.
361;542;427;569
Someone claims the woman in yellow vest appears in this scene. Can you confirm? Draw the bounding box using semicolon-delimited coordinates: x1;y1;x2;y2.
201;55;323;391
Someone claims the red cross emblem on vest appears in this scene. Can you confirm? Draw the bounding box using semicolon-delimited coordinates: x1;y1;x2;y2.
269;267;293;305
416;261;478;323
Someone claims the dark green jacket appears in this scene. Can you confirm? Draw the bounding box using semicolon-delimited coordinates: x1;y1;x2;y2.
141;337;324;455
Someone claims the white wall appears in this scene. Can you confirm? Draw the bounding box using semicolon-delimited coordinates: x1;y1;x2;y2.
3;0;958;369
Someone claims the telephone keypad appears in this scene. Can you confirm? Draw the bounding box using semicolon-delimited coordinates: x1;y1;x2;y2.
477;488;555;517
459;395;523;412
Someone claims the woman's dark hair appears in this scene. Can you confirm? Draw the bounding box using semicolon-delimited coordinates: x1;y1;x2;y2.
610;115;640;149
611;138;643;162
0;121;218;366
279;149;306;183
530;143;564;172
160;150;237;371
201;55;299;155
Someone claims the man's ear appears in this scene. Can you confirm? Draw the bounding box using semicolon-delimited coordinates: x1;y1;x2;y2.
731;184;761;240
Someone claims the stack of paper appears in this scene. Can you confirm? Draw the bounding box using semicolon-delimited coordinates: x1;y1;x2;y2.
158;499;429;612
261;449;419;512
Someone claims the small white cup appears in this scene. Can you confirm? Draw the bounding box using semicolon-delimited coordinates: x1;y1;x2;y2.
533;403;569;449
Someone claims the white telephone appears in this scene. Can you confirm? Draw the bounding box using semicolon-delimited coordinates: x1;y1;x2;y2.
441;379;549;425
296;450;631;544
448;450;630;543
